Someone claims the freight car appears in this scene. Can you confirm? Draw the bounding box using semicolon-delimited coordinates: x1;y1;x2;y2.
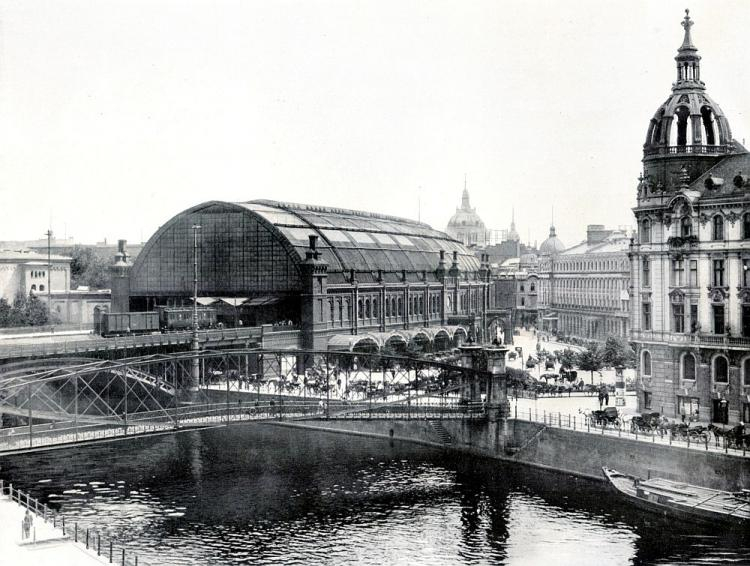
95;307;217;336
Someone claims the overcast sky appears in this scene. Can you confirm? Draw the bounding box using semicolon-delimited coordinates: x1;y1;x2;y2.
1;0;749;248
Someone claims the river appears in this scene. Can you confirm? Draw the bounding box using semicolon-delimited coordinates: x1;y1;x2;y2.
0;424;747;565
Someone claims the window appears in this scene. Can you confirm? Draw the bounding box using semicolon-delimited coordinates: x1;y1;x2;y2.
743;305;750;338
690;303;699;333
743;259;750;287
680;216;692;237
671;259;684;286
643;391;652;410
39;285;45;292
642;258;650;287
744;357;750;386
330;301;335;322
358;299;364;319
744;213;750;239
642;351;652;376
30;284;36;291
689;260;698;287
713;355;728;383
642;302;652;330
683;353;696;381
520;284;525;292
712;215;724;241
520;297;525;306
530;283;535;292
641;219;651;243
713;304;725;334
672;302;684;333
712;259;725;287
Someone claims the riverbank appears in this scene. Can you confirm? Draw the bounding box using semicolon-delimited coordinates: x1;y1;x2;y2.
0;489;110;566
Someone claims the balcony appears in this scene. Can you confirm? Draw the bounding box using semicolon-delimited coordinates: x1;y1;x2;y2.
631;330;750;349
667;235;699;250
643;144;732;157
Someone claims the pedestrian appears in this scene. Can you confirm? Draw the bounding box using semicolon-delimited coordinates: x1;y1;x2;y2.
598;389;605;409
22;509;32;540
604;389;610;406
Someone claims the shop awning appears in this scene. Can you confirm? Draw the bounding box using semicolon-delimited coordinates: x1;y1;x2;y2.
246;296;281;307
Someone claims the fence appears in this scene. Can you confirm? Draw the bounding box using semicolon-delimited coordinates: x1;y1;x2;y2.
513;406;750;458
1;479;144;566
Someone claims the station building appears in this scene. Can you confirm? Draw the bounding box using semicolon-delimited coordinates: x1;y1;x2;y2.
117;200;498;352
630;12;750;425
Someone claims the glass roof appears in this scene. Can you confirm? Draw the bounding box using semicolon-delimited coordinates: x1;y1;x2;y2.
237;199;480;274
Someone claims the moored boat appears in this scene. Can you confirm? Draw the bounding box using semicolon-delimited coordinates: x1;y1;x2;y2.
602;467;750;527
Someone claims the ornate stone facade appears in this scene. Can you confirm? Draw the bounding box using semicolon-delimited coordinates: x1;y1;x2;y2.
630;11;750;424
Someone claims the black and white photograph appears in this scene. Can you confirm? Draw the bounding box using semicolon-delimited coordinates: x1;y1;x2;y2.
0;1;748;564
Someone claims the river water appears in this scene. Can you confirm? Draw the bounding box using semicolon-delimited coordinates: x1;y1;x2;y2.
0;425;747;565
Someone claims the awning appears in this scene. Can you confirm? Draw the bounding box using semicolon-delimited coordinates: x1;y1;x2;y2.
246;296;281;307
215;297;249;306
194;297;218;306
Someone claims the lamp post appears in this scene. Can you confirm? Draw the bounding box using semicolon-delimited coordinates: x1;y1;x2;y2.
190;225;202;395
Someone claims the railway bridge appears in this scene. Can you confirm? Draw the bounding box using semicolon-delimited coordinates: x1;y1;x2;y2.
0;346;512;455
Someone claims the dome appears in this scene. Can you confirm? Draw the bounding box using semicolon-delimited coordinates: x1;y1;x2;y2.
445;186;486;246
643;10;733;155
539;225;565;256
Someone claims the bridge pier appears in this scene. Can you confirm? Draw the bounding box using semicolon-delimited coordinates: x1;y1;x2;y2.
459;344;483;406
484;345;510;453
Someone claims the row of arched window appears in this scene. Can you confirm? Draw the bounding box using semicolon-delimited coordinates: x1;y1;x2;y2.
641;212;750;243
30;270;47;279
641;350;750;386
29;284;45;292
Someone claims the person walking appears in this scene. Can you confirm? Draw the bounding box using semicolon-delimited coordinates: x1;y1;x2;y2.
604;389;610;407
22;509;33;540
598;388;605;409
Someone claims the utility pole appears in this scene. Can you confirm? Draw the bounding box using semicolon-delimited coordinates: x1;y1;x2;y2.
190;225;202;395
44;230;53;313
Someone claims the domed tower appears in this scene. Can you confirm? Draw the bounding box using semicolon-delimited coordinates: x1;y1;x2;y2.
640;10;740;199
445;180;487;247
539;224;565;256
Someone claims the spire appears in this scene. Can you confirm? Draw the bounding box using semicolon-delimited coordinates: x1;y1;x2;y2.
680;9;696;51
461;174;471;210
674;9;702;89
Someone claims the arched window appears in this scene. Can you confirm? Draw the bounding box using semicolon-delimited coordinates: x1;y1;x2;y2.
365;299;371;319
330;301;335;322
392;297;397;318
743;213;750;240
397;298;403;317
713;355;729;384
385;298;391;317
743;357;750;386
680;216;692;237
642;351;652;377
712;215;724;241
682;353;696;381
358;299;364;320
30;284;36;291
39;285;45;292
373;298;378;319
641;219;651;244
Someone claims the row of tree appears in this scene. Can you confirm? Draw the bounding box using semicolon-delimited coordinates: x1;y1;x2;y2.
0;293;52;327
554;336;636;383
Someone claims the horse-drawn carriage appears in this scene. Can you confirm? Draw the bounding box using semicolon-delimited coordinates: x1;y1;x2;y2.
582;406;621;428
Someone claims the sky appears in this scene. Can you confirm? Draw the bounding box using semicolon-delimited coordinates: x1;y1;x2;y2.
1;0;749;249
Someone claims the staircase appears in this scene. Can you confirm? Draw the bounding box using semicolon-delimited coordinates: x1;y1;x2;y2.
429;420;453;445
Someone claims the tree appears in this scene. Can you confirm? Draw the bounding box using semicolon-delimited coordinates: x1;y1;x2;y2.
601;335;636;368
0;299;10;327
70;246;110;289
0;292;51;328
557;348;578;372
576;344;604;384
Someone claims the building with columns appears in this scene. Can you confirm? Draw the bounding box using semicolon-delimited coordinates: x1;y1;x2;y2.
538;225;630;340
630;11;750;425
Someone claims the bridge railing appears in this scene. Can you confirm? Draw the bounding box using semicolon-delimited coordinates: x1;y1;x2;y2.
1;478;145;566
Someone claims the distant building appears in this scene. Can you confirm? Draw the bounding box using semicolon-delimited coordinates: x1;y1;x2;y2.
0;249;110;327
630;11;750;425
493;271;539;329
446;185;487;247
538;225;630;341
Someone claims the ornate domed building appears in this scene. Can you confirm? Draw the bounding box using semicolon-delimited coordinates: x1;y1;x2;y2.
630;11;750;425
446;185;487;247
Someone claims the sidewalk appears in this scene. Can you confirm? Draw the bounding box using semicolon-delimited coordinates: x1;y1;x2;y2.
0;494;110;566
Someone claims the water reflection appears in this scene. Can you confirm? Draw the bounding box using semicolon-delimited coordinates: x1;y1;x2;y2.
0;424;747;565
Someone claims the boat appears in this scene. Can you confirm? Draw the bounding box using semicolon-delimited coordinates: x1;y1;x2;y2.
602;467;750;526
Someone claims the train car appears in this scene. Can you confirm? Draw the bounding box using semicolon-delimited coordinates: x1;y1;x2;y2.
100;311;160;336
158;307;217;331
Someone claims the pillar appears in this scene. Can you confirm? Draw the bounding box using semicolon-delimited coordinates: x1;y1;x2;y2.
459;344;483;406
485;345;511;452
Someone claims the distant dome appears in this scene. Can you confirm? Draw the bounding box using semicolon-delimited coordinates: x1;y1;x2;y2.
539;225;565;255
446;186;486;246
